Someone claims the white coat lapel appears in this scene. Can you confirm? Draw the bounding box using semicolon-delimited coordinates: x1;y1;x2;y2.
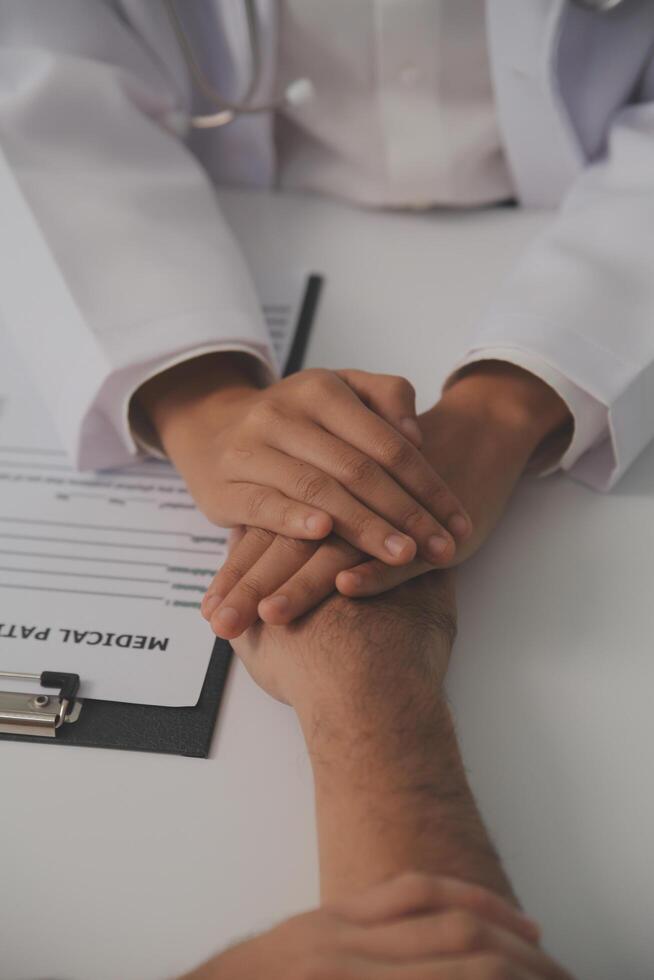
485;0;584;207
487;0;654;208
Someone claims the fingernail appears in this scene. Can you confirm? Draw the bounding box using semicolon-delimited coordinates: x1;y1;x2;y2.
201;593;222;619
448;514;470;539
384;533;413;558
214;606;239;632
338;571;362;591
305;514;326;534
428;534;452;560
399;418;423;446
262;595;290;616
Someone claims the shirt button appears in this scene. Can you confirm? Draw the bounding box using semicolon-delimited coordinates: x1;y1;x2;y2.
398;64;421;87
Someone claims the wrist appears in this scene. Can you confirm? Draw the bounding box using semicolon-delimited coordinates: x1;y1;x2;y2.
416;364;573;562
297;682;453;794
133;352;261;451
291;591;455;760
441;361;572;463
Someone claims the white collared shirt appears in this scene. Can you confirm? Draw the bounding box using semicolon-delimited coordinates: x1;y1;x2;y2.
275;0;514;208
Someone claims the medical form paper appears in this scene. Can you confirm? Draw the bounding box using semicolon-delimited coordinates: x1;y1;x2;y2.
0;295;301;707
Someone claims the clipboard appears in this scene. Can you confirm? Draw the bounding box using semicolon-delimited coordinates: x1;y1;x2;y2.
0;274;323;757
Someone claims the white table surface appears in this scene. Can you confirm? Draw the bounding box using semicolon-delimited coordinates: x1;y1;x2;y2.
3;189;653;980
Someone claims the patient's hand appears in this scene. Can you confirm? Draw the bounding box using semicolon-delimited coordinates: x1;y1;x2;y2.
229;569;456;712
228;559;554;920
180;873;570;980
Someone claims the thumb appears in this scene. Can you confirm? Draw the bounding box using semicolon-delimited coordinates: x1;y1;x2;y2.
336;369;423;447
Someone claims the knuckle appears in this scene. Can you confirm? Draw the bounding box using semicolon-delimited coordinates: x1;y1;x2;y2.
214;563;241;590
248;526;275;548
215;554;243;582
299;368;335;395
429;489;455;515
217;550;259;584
423;477;456;509
211;572;236;598
245;488;273;523
247;398;282;429
400;506;428;534
340;452;379;490
235;576;267;603
346;509;376;544
443;910;486;953
295;471;332;504
377;436;413;471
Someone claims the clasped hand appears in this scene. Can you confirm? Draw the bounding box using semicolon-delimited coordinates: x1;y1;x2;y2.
147;364;472;639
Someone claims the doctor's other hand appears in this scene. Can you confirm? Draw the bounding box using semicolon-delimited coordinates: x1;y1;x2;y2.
135;354;470;568
180;873;568;980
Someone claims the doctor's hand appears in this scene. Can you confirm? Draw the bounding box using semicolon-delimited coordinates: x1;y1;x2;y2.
136;355;471;569
180;873;565;980
201;363;571;638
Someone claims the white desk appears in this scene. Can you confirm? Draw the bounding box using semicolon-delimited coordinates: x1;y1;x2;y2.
3;190;653;980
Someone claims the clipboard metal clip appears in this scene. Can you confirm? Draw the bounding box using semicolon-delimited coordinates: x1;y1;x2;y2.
0;671;82;738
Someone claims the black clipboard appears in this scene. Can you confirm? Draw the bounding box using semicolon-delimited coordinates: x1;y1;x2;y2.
0;275;323;757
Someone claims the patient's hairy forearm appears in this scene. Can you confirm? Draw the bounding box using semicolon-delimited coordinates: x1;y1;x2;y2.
294;363;570;905
298;689;517;907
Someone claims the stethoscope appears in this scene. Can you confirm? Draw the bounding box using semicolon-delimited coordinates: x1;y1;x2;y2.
165;0;626;130
164;0;313;128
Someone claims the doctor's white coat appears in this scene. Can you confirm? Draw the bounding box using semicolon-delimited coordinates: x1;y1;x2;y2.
1;0;654;490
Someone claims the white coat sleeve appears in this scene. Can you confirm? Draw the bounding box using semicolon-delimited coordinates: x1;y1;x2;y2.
0;0;276;471
451;100;654;491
